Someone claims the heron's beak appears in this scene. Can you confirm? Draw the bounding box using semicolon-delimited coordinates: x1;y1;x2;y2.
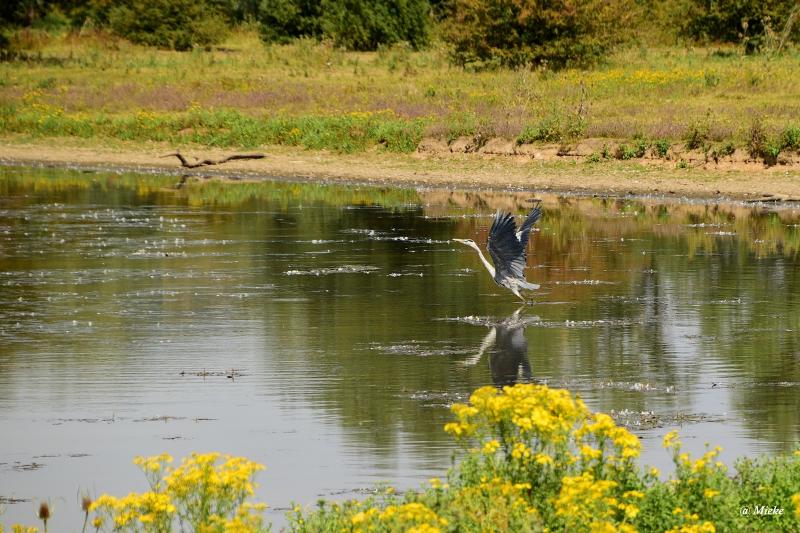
452;238;468;245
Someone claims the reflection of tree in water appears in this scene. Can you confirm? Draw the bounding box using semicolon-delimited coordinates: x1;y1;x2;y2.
8;168;800;455
464;308;535;388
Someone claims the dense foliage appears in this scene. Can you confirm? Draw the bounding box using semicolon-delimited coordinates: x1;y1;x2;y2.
2;0;800;62
318;0;430;51
678;0;800;53
257;0;323;43
3;384;799;532
106;0;229;50
258;0;430;51
441;0;637;69
292;384;800;531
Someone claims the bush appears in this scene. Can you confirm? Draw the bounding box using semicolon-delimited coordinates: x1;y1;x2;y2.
747;117;781;164
108;0;229;50
616;138;648;159
91;453;268;532
678;0;800;53
653;138;670;158
442;0;637;69
258;0;323;43
684;118;710;150
782;126;800;151
258;0;430;51
289;384;800;532
320;0;430;51
516;111;586;145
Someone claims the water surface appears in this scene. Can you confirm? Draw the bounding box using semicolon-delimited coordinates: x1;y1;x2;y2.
2;167;800;528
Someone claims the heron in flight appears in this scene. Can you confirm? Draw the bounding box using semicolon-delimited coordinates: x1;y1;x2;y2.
453;207;542;301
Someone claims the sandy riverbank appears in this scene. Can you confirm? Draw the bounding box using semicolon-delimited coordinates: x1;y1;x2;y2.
2;139;800;201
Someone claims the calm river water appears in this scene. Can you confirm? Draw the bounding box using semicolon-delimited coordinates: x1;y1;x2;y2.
2;166;800;528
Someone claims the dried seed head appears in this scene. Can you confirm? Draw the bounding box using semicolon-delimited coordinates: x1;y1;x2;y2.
38;501;51;521
82;496;92;513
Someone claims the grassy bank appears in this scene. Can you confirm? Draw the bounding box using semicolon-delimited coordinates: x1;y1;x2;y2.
2;384;799;532
1;30;800;165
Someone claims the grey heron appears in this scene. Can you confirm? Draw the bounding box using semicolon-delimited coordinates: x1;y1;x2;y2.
453;207;542;301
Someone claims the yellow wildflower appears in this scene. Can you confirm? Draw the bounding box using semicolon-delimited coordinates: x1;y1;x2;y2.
482;439;500;455
663;430;680;449
534;453;554;465
580;444;602;460
623;490;645;499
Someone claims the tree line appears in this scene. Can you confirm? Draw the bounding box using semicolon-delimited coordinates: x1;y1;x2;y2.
2;0;799;67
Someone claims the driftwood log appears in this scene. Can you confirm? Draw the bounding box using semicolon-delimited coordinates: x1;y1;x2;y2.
161;151;266;169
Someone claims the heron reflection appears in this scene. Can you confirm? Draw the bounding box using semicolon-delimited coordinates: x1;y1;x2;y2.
463;307;537;387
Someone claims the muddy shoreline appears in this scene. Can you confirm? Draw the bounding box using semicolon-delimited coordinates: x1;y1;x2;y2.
3;140;800;203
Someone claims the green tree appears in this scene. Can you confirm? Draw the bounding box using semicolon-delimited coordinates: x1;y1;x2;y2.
107;0;229;50
258;0;431;50
441;0;637;69
320;0;430;51
258;0;322;43
678;0;800;53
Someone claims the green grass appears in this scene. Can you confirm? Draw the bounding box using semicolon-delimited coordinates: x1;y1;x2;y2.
2;29;800;160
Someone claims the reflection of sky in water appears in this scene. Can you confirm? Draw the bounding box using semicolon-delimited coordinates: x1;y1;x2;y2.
2;167;800;528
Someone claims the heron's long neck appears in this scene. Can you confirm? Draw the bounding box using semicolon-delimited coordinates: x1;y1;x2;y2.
471;243;496;278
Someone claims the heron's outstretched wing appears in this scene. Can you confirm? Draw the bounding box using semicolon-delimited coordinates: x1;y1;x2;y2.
516;206;542;250
487;210;527;280
487;207;541;281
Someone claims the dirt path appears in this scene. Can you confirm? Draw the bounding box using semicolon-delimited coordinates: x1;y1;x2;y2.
2;139;800;201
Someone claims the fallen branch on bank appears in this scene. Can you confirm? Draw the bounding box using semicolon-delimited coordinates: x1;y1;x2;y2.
160;151;266;169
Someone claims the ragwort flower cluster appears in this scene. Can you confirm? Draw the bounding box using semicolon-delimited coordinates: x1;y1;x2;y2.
90;452;267;532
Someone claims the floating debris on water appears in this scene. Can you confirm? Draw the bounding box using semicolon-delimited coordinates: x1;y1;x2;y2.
179;369;245;379
553;279;616;285
50;416;118;425
134;415;186;423
436;314;541;328
285;265;379;276
361;340;471;357
0;496;31;504
408;390;467;408
12;462;45;472
597;381;675;393
610;409;727;430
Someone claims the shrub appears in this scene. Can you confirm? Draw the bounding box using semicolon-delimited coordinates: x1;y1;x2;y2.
782;126;800;151
291;384;800;532
258;0;322;44
516;111;586;145
258;0;430;51
517;119;561;145
88;452;268;532
747;117;781;164
684;119;710;150
677;0;800;53
653;138;670;158
320;0;430;51
616;138;648;159
442;0;637;69
107;0;229;51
